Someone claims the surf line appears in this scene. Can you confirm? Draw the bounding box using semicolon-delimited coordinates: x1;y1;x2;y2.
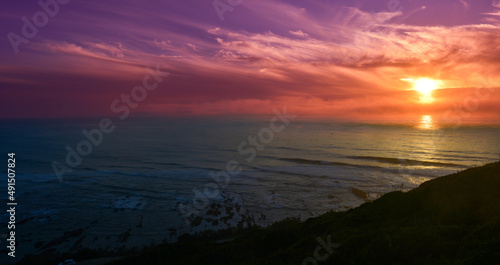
179;107;296;224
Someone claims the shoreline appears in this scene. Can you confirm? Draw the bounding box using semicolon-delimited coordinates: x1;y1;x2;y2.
13;161;500;265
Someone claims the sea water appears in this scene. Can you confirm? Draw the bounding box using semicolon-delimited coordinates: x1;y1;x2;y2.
0;117;499;259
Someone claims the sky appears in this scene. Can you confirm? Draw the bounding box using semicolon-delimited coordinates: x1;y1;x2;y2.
1;0;499;121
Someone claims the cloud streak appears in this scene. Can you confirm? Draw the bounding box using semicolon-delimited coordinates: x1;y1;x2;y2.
1;0;499;120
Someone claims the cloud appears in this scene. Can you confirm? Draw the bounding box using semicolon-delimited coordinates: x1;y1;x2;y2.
289;30;309;38
1;0;499;119
459;0;470;9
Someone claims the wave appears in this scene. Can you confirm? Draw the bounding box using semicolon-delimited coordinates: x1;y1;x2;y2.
346;156;465;168
96;169;144;176
278;158;385;171
102;195;147;210
150;162;191;168
279;158;351;167
248;165;371;182
276;157;464;178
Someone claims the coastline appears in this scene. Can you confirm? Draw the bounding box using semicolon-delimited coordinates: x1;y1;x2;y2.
14;162;500;265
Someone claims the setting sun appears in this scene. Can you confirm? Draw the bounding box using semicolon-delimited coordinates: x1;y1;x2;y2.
403;78;441;103
3;1;500;263
414;78;439;95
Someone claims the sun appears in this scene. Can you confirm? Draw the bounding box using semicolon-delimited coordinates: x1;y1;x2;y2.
402;78;441;103
414;78;439;95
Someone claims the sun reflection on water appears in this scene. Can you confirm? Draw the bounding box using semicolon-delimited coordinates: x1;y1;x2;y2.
417;115;437;130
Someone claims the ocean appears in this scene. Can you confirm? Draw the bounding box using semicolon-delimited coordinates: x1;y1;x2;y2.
1;116;499;260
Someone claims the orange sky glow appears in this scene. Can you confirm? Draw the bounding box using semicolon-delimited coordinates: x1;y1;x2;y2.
1;0;499;122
